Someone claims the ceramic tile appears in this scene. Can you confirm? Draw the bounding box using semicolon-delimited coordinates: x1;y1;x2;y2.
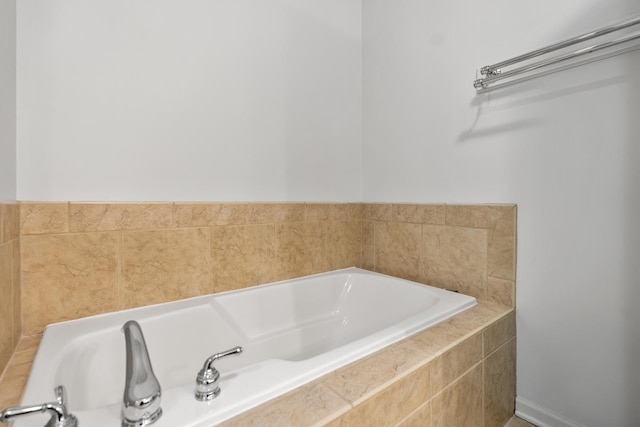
362;203;392;221
375;221;421;282
329;362;430;426
347;203;362;220
274;222;326;280
305;203;352;222
11;239;21;347
485;338;517;427
20;202;69;235
422;224;488;299
220;382;350;427
211;225;275;293
173;203;248;227
431;333;483;395
488;206;517;281
305;203;334;221
0;353;33;407
484;311;516;356
431;363;483;427
447;302;509;334
505;416;537;427
69;203;173;232
445;204;511;228
14;335;41;353
247;203;305;224
409;319;471;357
21;232;119;335
323;340;430;404
488;276;515;307
121;228;212;309
326;220;362;270
1;202;19;243
397;401;431;427
361;244;375;271
0;242;13;374
393;203;445;225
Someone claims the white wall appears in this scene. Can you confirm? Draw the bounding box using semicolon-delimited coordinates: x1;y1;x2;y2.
363;1;640;427
0;0;16;201
17;0;362;201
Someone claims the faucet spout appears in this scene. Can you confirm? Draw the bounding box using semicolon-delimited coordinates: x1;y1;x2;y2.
122;320;162;427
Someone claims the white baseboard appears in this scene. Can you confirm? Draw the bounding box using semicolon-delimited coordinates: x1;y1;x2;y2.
515;397;586;427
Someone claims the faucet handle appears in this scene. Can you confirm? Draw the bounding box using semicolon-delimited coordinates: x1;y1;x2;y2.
0;385;78;427
195;346;243;401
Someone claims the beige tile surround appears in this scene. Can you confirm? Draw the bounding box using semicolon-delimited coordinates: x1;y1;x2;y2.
0;202;20;381
0;201;517;426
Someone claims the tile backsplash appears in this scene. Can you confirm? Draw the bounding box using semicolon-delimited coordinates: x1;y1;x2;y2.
1;201;516;376
0;202;20;374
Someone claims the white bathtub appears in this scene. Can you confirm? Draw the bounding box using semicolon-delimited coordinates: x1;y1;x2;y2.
16;268;475;427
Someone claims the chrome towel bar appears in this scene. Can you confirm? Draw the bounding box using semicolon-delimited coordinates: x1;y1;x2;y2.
474;13;640;93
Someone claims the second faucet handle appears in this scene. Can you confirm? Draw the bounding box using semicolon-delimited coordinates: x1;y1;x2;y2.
195;346;243;401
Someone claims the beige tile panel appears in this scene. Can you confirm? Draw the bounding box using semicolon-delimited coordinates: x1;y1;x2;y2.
362;203;392;221
488;276;515;307
1;202;19;243
173;203;248;227
448;302;509;333
14;335;41;353
375;221;421;282
219;382;350;427
211;225;275;293
347;203;363;220
484;338;517;427
305;203;335;221
20;202;69;235
484;311;516;356
21;232;119;335
326;220;362;270
247;203;305;224
328;362;431;426
121;228;212;309
0;338;41;407
11;239;21;347
323;340;431;405
430;332;483;395
445;204;513;228
445;204;517;282
431;363;484;427
393;203;445;225
422;224;488;299
361;244;375;271
397;401;431;427
488;205;517;281
410;304;511;359
69;203;173;232
0;242;13;374
274;222;326;280
505;416;538;427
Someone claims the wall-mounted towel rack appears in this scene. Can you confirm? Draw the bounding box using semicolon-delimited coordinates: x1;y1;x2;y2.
473;14;640;93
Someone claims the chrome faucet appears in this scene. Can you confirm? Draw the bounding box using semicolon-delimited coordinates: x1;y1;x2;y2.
0;385;78;427
121;320;162;427
195;346;243;401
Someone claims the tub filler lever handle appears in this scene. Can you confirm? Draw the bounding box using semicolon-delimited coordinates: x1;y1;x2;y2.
0;385;79;427
195;346;243;401
122;320;162;427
